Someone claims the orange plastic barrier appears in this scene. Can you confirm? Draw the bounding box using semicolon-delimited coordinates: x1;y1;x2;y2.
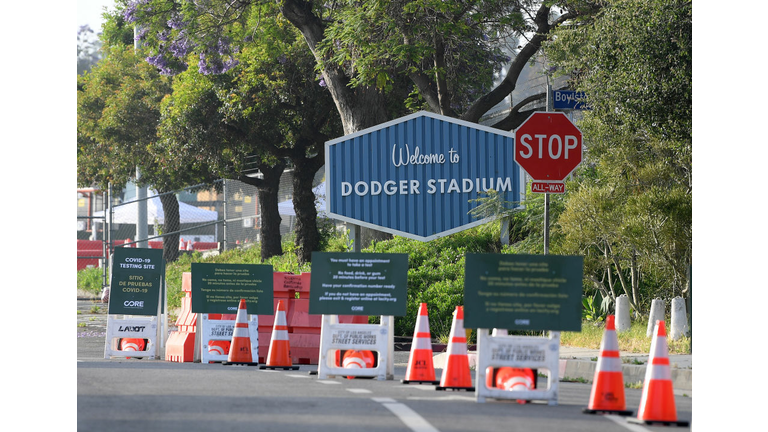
164;271;366;364
257;272;368;365
165;273;197;362
193;242;219;251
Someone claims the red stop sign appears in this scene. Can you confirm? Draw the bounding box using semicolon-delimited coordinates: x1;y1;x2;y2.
514;112;582;182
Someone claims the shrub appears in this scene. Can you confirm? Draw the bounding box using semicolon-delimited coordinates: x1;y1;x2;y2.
148;221;524;343
77;267;104;296
367;223;502;341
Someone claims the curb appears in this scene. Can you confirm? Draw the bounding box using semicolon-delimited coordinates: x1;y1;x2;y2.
558;358;691;392
431;352;691;392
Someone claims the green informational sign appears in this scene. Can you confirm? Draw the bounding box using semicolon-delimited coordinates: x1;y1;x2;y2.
190;263;274;315
309;252;408;316
463;254;583;331
108;247;164;316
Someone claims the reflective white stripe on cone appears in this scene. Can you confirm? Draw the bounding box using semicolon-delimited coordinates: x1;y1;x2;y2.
403;303;438;384
436;306;473;391
224;299;257;366
262;300;298;370
584;315;632;416
628;320;689;426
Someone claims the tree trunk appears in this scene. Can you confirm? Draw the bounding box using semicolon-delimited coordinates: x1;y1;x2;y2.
158;191;180;264
630;250;641;313
461;5;586;127
238;161;286;261
292;155;320;264
280;0;388;135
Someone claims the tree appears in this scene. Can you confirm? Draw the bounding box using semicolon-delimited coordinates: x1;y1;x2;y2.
545;0;692;313
157;68;288;261
277;1;599;129
78;43;208;264
314;0;595;127
121;0;601;252
235;16;344;262
157;15;342;262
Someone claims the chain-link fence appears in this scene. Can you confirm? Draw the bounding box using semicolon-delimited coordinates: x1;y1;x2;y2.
77;169;324;285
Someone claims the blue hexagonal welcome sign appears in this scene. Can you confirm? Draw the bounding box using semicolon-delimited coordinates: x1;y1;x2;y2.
325;111;524;241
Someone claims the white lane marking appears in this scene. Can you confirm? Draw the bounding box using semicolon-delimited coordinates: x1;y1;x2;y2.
406;395;475;402
286;374;309;378
347;388;372;394
317;380;341;385
372;397;396;403
604;415;651;432
399;385;438;391
372;397;440;432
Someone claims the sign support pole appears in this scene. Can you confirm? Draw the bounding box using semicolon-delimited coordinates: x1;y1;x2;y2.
544;194;549;255
348;224;361;253
544;83;554;256
500;217;510;246
544;83;558;394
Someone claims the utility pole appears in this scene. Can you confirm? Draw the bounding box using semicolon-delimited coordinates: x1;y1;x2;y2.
134;26;148;249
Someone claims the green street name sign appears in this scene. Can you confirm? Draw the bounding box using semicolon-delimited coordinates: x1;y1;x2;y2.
108;247;164;316
463;254;583;331
191;263;274;315
309;252;408;316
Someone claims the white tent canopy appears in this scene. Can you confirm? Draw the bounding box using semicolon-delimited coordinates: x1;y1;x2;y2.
95;195;219;224
278;183;326;216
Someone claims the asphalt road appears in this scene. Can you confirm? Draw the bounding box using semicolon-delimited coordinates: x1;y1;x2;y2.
77;300;692;432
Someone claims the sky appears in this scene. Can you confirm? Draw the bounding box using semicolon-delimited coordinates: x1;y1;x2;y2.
78;0;116;31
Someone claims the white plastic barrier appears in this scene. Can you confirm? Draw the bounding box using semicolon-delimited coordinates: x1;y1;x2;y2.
316;315;394;380
197;313;259;364
670;297;689;340
646;298;665;337
615;294;631;332
475;329;560;405
104;315;160;359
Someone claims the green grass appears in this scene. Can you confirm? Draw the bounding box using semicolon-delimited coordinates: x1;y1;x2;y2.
561;320;691;355
561;376;589;384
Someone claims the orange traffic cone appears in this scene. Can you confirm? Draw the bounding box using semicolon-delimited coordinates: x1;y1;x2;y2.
496;367;535;404
342;350;375;379
260;300;299;370
436;306;474;391
223;299;258;366
120;338;145;359
628;320;690;426
208;340;230;357
402;303;439;385
495;367;534;391
584;315;633;416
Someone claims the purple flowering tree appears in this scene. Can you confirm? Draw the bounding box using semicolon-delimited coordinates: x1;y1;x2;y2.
156;21;341;261
123;2;341;263
122;0;597;131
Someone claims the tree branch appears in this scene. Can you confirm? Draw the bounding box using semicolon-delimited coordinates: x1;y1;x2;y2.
489;92;546;130
461;7;579;123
